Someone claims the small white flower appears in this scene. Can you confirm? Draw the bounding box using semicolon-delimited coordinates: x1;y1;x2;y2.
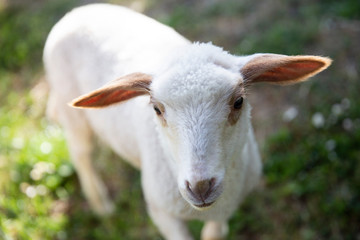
341;98;351;110
36;185;48;196
343;118;353;131
331;104;343;116
325;139;336;151
46;163;55;174
25;185;37;198
312;112;325;128
12;137;24;149
30;162;55;180
283;106;298;122
20;182;30;193
40;141;53;154
30;168;43;181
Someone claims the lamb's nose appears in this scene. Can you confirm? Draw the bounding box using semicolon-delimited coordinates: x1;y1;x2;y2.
185;178;216;204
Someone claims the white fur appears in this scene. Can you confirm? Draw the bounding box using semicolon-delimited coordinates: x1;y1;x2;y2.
43;4;323;240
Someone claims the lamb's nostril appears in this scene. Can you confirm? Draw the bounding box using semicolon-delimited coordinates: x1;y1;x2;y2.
185;180;192;194
185;178;216;202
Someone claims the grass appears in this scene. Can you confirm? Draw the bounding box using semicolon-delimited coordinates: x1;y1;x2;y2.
0;88;71;239
0;0;359;239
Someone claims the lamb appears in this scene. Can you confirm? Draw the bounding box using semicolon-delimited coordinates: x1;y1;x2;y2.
43;3;331;240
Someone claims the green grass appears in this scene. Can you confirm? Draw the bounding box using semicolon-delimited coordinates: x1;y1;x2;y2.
0;0;359;239
0;89;71;239
262;99;360;238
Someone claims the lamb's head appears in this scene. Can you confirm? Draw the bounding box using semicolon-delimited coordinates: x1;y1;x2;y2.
71;43;331;210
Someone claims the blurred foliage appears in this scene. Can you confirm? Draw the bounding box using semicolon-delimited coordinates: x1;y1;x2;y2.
320;0;360;19
0;80;72;239
0;0;78;73
0;0;359;239
262;96;360;238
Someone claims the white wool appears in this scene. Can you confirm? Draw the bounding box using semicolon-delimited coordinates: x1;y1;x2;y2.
152;43;240;106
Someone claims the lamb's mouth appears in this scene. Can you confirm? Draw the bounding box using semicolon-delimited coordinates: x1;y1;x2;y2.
194;201;214;209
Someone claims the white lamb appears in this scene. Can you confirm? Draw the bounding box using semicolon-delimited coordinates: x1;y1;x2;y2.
43;4;331;240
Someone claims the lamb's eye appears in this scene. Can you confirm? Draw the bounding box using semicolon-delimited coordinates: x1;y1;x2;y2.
233;97;243;110
153;106;162;115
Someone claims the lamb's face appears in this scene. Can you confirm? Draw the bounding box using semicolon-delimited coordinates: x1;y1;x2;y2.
70;39;331;210
150;55;250;210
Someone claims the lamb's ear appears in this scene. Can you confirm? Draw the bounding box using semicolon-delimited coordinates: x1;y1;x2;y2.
240;54;332;85
70;72;152;108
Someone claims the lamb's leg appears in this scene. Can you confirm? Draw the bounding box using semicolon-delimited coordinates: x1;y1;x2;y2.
201;221;228;240
148;204;193;240
50;95;114;215
65;126;115;215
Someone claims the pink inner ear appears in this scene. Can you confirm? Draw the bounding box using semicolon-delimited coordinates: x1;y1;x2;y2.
255;60;326;83
71;72;152;108
73;89;145;108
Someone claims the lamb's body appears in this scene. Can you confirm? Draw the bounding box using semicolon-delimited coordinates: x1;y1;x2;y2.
44;4;189;168
44;4;330;240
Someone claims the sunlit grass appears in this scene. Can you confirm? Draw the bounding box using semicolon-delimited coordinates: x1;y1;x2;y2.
0;91;72;239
